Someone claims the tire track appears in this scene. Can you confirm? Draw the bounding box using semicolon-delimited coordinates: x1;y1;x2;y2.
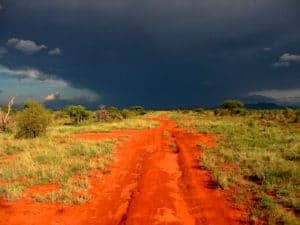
0;115;248;225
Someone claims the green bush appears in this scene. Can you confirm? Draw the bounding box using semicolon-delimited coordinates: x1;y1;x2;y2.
130;106;147;115
64;105;91;124
221;99;244;110
16;102;51;138
231;107;247;115
107;107;123;120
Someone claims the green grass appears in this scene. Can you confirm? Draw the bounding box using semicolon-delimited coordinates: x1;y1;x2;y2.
51;117;158;137
0;140;115;202
168;110;300;225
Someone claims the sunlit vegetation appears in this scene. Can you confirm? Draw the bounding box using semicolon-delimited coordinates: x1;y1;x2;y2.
168;106;300;225
0;102;156;203
1;99;299;224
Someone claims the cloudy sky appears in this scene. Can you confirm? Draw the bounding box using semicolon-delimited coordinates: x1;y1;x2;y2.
0;0;300;108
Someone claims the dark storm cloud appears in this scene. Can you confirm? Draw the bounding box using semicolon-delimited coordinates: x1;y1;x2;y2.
0;0;300;107
0;47;7;58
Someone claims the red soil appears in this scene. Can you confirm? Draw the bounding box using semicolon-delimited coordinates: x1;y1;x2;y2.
0;116;248;225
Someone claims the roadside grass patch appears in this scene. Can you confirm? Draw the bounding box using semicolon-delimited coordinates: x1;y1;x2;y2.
169;110;300;224
0;132;115;203
0;114;155;203
50;117;158;136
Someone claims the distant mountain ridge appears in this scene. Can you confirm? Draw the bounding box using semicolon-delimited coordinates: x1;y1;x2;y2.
245;102;299;109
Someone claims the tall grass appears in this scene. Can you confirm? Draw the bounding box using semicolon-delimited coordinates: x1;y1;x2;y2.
0;114;156;203
51;117;158;136
169;111;300;225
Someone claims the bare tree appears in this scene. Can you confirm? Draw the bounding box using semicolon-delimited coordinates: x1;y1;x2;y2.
0;97;15;131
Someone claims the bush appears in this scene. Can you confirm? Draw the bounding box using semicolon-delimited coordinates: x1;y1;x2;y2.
107;107;124;120
64;105;91;124
193;108;205;113
16;102;51;138
120;109;132;119
214;109;230;116
130;106;146;115
221;100;244;110
94;108;112;122
231;107;247;116
295;110;300;123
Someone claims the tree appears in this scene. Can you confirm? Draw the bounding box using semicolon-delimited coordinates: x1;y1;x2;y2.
221;100;244;110
64;105;91;124
16;101;51;138
0;97;15;132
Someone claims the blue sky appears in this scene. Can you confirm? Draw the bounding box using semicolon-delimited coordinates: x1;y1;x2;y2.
0;0;300;108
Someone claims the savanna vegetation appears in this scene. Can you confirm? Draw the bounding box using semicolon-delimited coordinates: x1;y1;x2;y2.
168;102;300;225
0;102;156;203
0;98;299;224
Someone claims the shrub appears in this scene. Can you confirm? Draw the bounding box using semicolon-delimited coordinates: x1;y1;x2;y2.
231;107;247;116
94;108;112;122
130;106;147;115
221;100;244;110
214;109;230;116
16;102;51;138
107;107;123;120
64;105;91;124
94;106;126;122
193;108;205;113
295;110;300;123
120;109;132;119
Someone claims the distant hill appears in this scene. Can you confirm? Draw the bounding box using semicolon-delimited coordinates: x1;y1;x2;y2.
245;102;286;109
241;94;299;109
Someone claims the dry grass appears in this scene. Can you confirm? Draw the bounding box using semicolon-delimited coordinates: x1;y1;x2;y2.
0;115;157;204
168;110;300;225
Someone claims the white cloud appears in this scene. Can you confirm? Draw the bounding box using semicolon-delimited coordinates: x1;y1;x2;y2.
0;47;7;58
279;53;300;62
0;65;100;106
48;48;62;55
7;38;47;54
45;92;60;101
273;53;300;67
249;89;300;105
0;65;68;86
263;47;271;51
273;61;290;67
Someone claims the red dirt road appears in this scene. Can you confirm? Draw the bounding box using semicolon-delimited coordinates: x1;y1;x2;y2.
0;116;248;225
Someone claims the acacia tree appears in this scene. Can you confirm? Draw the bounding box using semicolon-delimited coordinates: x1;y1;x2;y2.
64;105;91;124
221;100;244;110
0;97;15;131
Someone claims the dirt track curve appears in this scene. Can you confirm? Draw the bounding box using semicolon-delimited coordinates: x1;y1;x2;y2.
0;116;248;225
